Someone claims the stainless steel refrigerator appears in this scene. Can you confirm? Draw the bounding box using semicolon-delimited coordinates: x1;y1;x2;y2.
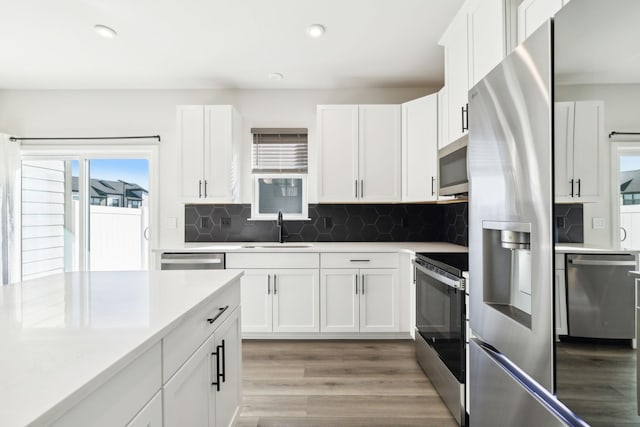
467;21;587;426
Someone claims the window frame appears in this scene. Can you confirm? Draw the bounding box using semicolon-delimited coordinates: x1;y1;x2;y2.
250;173;309;221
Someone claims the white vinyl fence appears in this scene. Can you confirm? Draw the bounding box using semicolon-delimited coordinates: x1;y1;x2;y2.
84;204;149;271
620;204;640;249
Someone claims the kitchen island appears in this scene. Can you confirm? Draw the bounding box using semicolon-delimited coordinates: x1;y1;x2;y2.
0;270;242;427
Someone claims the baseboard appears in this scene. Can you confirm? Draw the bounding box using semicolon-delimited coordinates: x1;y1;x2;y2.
241;332;412;340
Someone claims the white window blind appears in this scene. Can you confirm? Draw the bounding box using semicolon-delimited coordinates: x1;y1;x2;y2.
251;128;308;173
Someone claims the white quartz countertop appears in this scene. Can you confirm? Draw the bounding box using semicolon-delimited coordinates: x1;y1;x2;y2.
153;241;468;254
555;243;640;254
0;270;242;427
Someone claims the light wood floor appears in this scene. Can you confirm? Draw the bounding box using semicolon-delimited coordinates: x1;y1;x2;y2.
235;340;457;427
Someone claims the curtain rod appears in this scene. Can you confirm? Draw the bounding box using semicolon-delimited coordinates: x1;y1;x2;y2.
609;131;640;139
9;135;161;142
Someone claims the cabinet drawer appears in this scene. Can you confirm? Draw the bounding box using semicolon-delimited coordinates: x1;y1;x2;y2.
555;254;565;270
162;281;240;382
51;342;161;427
321;252;398;269
227;252;319;269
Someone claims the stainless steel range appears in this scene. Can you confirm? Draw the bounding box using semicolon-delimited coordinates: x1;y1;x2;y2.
413;252;468;426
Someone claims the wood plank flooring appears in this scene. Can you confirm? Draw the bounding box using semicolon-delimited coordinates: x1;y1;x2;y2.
556;340;640;427
235;340;457;427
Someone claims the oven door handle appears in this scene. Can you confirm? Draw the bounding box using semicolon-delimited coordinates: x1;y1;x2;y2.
412;260;463;290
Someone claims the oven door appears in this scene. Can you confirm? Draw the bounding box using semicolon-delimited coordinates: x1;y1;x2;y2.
414;262;465;382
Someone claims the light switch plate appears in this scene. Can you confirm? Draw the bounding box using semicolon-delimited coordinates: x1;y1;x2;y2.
592;217;605;229
166;217;178;229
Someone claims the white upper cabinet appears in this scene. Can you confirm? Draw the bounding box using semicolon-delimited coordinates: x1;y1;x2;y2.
318;104;401;203
177;105;241;202
518;0;571;43
554;100;605;202
440;10;469;145
402;94;438;202
358;105;402;202
467;0;506;87
439;0;506;146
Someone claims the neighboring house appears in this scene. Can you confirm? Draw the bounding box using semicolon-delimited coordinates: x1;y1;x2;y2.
620;169;640;205
72;177;148;208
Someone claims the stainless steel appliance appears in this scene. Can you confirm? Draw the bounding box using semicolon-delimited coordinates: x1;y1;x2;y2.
438;135;468;197
468;21;586;426
160;252;225;270
413;252;468;425
566;253;636;339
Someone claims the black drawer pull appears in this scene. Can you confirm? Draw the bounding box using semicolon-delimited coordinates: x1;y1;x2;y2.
206;305;229;324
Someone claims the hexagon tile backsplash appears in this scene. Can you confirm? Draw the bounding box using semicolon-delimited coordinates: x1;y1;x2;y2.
185;203;469;246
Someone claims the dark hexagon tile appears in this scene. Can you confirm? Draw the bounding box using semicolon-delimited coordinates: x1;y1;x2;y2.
185;207;199;226
212;207;230;222
375;205;392;215
331;225;349;241
455;216;466;234
300;224;319;241
330;205;349;225
361;225;378;241
375;215;394;233
361;206;378;225
226;204;244;215
447;227;457;242
316;233;332;242
284;221;304;235
345;215;364;234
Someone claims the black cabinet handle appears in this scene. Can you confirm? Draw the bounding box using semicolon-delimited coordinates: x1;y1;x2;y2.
204;180;208;197
570;179;574;197
211;345;221;391
576;179;581;197
220;339;226;383
361;275;365;294
273;275;277;295
267;274;271;295
431;176;435;196
461;103;469;132
355;274;358;295
206;305;229;324
355;180;358;198
199;180;202;198
361;180;364;198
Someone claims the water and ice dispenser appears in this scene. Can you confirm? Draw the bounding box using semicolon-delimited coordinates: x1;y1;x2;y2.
482;222;533;328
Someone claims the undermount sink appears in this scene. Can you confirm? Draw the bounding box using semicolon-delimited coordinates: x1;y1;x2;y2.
241;244;313;249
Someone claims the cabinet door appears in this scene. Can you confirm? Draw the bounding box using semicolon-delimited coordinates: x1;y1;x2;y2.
272;269;320;333
317;105;359;202
163;334;215;427
554;269;568;337
320;269;359;333
442;11;469;144
178;105;205;199
438;87;449;149
402;95;438;202
203;105;236;201
240;270;273;333
554;101;575;199
468;0;505;87
214;309;242;427
358;105;401;202
518;0;564;43
572;101;604;200
126;391;162;427
359;269;399;332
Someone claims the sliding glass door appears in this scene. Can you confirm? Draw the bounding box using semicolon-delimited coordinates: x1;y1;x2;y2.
20;148;155;280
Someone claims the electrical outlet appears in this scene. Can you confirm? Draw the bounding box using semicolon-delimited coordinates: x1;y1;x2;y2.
221;217;231;228
592;217;605;229
200;217;209;228
324;217;333;228
556;217;565;228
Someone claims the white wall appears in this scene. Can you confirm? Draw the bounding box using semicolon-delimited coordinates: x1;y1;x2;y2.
0;87;435;246
556;84;640;247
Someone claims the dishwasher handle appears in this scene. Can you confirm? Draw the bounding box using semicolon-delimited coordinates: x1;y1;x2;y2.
568;259;636;267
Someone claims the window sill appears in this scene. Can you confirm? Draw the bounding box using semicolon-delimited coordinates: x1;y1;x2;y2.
248;217;312;221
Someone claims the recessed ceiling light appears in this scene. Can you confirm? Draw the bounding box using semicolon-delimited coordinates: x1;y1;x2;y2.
268;72;284;80
94;24;117;39
306;24;325;38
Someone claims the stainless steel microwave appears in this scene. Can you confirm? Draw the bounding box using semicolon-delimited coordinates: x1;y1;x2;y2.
438;135;468;196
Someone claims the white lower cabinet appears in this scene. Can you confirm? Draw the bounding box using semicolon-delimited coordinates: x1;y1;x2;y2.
320;253;399;333
126;391;162;427
164;308;241;427
240;269;320;333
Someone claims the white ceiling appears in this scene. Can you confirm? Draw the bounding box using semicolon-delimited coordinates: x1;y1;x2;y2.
0;0;464;90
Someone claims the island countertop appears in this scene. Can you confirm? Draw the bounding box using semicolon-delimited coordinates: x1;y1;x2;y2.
0;270;242;427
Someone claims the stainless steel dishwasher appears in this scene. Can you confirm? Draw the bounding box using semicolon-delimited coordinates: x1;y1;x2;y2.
566;253;637;339
160;252;225;270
